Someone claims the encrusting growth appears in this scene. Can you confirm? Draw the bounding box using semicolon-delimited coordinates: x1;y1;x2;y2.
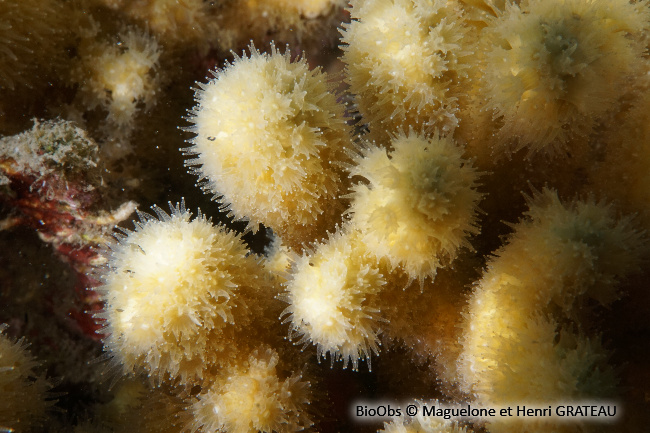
348;130;482;283
185;44;351;250
0;119;100;189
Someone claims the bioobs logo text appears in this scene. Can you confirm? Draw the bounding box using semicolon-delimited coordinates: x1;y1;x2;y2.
352;401;404;422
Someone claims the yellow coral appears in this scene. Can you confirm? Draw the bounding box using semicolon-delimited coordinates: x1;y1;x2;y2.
458;0;509;28
190;347;312;433
263;235;294;283
458;190;646;432
341;0;473;143
495;189;644;309
285;230;384;370
348;131;482;282
215;0;347;49
459;189;645;384
479;317;617;433
185;44;351;249
96;0;215;47
0;325;51;432
2;0;650;430
479;0;650;155
100;202;270;384
590;89;650;230
74;28;161;131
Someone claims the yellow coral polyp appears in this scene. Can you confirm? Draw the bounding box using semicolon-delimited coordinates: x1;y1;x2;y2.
459;0;510;28
75;28;161;130
100;0;212;46
463;315;617;433
191;347;312;433
341;0;473;143
348;131;482;282
492;189;645;310
185;44;351;248
480;0;650;154
285;231;385;370
244;0;341;20
458;190;646;432
215;0;347;49
0;326;51;432
100;201;265;384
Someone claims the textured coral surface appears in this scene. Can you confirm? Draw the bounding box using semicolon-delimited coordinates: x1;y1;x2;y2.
1;1;650;433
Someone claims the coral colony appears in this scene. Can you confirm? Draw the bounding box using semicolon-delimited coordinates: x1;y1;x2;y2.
2;0;650;432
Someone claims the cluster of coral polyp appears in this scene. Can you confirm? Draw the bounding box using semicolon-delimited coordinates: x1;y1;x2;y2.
2;0;650;432
100;201;314;431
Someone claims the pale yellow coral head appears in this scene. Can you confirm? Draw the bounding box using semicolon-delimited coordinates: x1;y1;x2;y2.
462;314;617;433
458;188;647;382
100;201;256;383
185;43;350;246
76;28;161;130
348;130;482;283
341;0;473;142
513;189;647;308
481;0;650;154
190;347;312;433
285;230;384;370
0;326;51;431
457;189;644;418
